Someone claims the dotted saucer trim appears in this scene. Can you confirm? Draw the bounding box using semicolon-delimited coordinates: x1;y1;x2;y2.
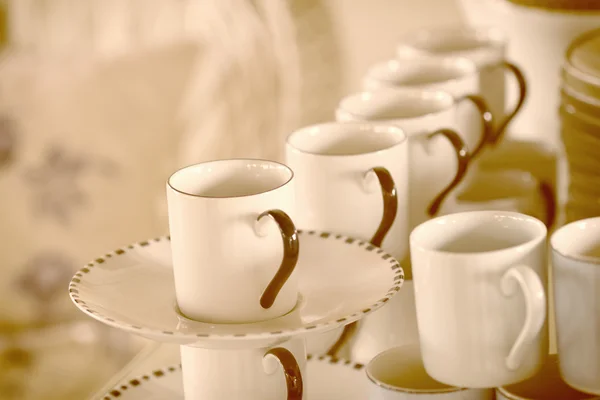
69;230;404;340
103;365;182;399
103;354;365;399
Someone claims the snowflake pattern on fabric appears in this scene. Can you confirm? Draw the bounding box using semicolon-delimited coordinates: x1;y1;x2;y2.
16;251;75;306
22;144;118;226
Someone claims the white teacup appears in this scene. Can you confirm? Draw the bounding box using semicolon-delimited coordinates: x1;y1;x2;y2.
335;89;477;362
362;56;492;157
410;210;548;388
551;217;600;396
285;122;409;356
396;25;527;144
336;88;479;230
166;159;299;324
286;121;409;259
497;355;598;400
366;344;494;400
181;338;306;400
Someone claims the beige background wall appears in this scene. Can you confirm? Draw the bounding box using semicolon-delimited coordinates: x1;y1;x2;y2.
327;0;464;94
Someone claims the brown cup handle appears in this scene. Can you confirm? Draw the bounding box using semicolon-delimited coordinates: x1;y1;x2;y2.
265;347;303;400
426;129;470;217
257;210;300;309
368;167;398;247
538;180;556;229
326;167;398;358
493;61;527;145
326;320;358;359
455;94;494;158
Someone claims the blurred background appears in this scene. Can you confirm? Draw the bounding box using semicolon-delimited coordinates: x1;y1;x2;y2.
0;0;598;398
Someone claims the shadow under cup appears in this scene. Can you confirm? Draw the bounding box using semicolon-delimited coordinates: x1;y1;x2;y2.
366;344;493;399
497;355;598;400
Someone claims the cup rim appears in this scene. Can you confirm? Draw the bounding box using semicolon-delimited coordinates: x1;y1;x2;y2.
167;158;293;199
365;346;468;394
285;121;407;158
496;384;529;400
497;354;599;400
410;210;547;256
364;56;478;88
336;87;455;124
550;217;600;265
396;25;507;54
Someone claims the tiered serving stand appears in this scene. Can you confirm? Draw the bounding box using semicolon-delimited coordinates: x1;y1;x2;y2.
69;230;404;399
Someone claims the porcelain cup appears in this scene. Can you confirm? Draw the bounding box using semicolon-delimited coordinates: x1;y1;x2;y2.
496;354;598;400
180;338;306;400
166;159;299;324
285;122;409;357
285;121;409;262
335;89;479;363
410;210;548;388
551;217;600;396
362;56;493;156
336;88;484;230
396;26;527;144
366;344;494;400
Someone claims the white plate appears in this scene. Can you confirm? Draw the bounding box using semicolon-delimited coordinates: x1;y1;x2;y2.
69;230;403;348
102;355;368;400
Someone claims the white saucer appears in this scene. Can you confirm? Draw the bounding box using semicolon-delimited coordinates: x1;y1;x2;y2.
102;355;368;400
69;230;403;348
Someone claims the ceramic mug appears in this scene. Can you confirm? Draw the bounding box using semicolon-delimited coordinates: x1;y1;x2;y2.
166;159;299;324
366;344;494;400
396;26;526;144
497;355;598;400
180;338;305;400
362;56;493;156
410;210;548;388
285;122;408;356
336;88;491;229
551;217;600;396
285;122;409;261
335;89;483;362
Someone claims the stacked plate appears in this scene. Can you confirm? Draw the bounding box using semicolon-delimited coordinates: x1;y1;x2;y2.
560;28;600;223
